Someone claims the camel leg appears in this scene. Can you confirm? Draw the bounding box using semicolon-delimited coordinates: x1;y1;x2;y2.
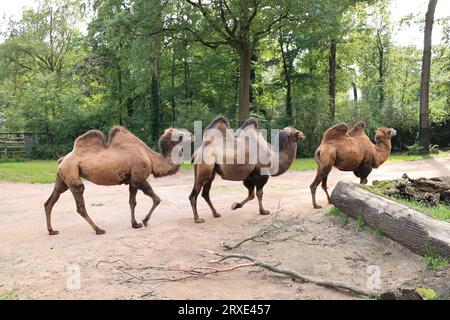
137;181;161;227
321;175;332;204
255;176;269;215
201;173;220;218
129;185;143;229
231;179;255;210
70;183;105;235
189;180;206;223
44;174;69;235
310;166;332;209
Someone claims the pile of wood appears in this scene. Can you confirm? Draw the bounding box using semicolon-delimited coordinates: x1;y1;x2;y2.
376;174;450;206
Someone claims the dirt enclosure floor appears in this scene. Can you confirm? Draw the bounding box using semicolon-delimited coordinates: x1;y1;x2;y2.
1;158;449;300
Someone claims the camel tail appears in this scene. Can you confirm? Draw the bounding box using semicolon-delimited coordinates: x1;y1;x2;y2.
57;156;65;165
314;148;321;165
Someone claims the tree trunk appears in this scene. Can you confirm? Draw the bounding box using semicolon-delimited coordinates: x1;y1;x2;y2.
378;50;385;110
351;81;358;102
250;53;257;113
151;58;160;144
237;45;252;124
419;0;438;152
331;181;450;257
171;52;176;125
279;31;293;125
328;40;337;123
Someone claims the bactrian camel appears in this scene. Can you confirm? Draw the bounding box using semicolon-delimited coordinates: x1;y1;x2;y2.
189;116;305;223
310;121;396;209
44;126;193;235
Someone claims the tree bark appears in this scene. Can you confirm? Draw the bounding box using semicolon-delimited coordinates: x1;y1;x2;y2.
279;31;293;125
331;181;450;257
171;52;176;125
151;58;160;144
328;40;337;123
352;81;358;102
419;0;438;152
237;45;252;124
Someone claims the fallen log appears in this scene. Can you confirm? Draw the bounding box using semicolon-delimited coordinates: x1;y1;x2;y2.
331;182;450;257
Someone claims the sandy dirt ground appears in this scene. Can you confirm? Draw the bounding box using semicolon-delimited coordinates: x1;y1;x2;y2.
1;157;449;300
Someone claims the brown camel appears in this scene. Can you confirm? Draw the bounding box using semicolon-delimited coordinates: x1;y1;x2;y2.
189;116;304;223
310;121;396;209
44;126;193;235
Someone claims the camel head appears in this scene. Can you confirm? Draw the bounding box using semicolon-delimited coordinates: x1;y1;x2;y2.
159;128;194;159
282;126;305;142
374;127;397;143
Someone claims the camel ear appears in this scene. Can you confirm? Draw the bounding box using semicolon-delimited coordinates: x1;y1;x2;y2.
390;128;397;137
296;131;305;141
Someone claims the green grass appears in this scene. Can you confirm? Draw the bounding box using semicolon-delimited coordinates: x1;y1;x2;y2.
0;160;58;183
0;151;448;184
364;184;450;222
0;289;19;300
355;215;366;231
425;252;449;270
326;207;349;225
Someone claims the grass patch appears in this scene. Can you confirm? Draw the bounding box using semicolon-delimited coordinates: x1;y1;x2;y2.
425;252;449;270
372;227;384;238
0;289;19;300
363;184;450;222
0;160;58;183
355;215;366;231
327;207;349;225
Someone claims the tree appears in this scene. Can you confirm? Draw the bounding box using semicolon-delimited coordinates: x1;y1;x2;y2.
419;0;438;152
182;0;291;123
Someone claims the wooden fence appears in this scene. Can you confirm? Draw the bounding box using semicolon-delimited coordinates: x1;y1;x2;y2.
0;133;39;158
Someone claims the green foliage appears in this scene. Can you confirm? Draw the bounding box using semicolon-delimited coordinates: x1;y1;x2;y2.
424;252;449;270
355;215;366;231
327;207;349;225
0;0;448;158
30;143;73;160
416;288;437;300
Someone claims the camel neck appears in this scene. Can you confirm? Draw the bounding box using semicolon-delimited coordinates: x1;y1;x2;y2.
374;140;391;168
146;148;181;178
270;140;297;177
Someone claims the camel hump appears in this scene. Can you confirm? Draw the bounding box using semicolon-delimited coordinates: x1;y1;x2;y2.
348;121;366;137
205;116;230;131
322;122;350;142
74;130;107;150
239;117;259;130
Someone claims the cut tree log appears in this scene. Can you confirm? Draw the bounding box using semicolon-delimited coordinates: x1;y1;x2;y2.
331;181;450;257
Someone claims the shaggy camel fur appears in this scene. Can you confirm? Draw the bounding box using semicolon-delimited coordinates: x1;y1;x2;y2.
310;121;396;209
189;116;304;223
44;126;193;235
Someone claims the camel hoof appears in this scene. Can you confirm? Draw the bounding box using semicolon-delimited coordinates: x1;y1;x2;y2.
48;230;59;236
95;229;106;235
231;203;241;210
195;218;205;223
313;205;322;209
259;210;270;216
132;222;143;229
213;213;221;218
143;219;149;227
